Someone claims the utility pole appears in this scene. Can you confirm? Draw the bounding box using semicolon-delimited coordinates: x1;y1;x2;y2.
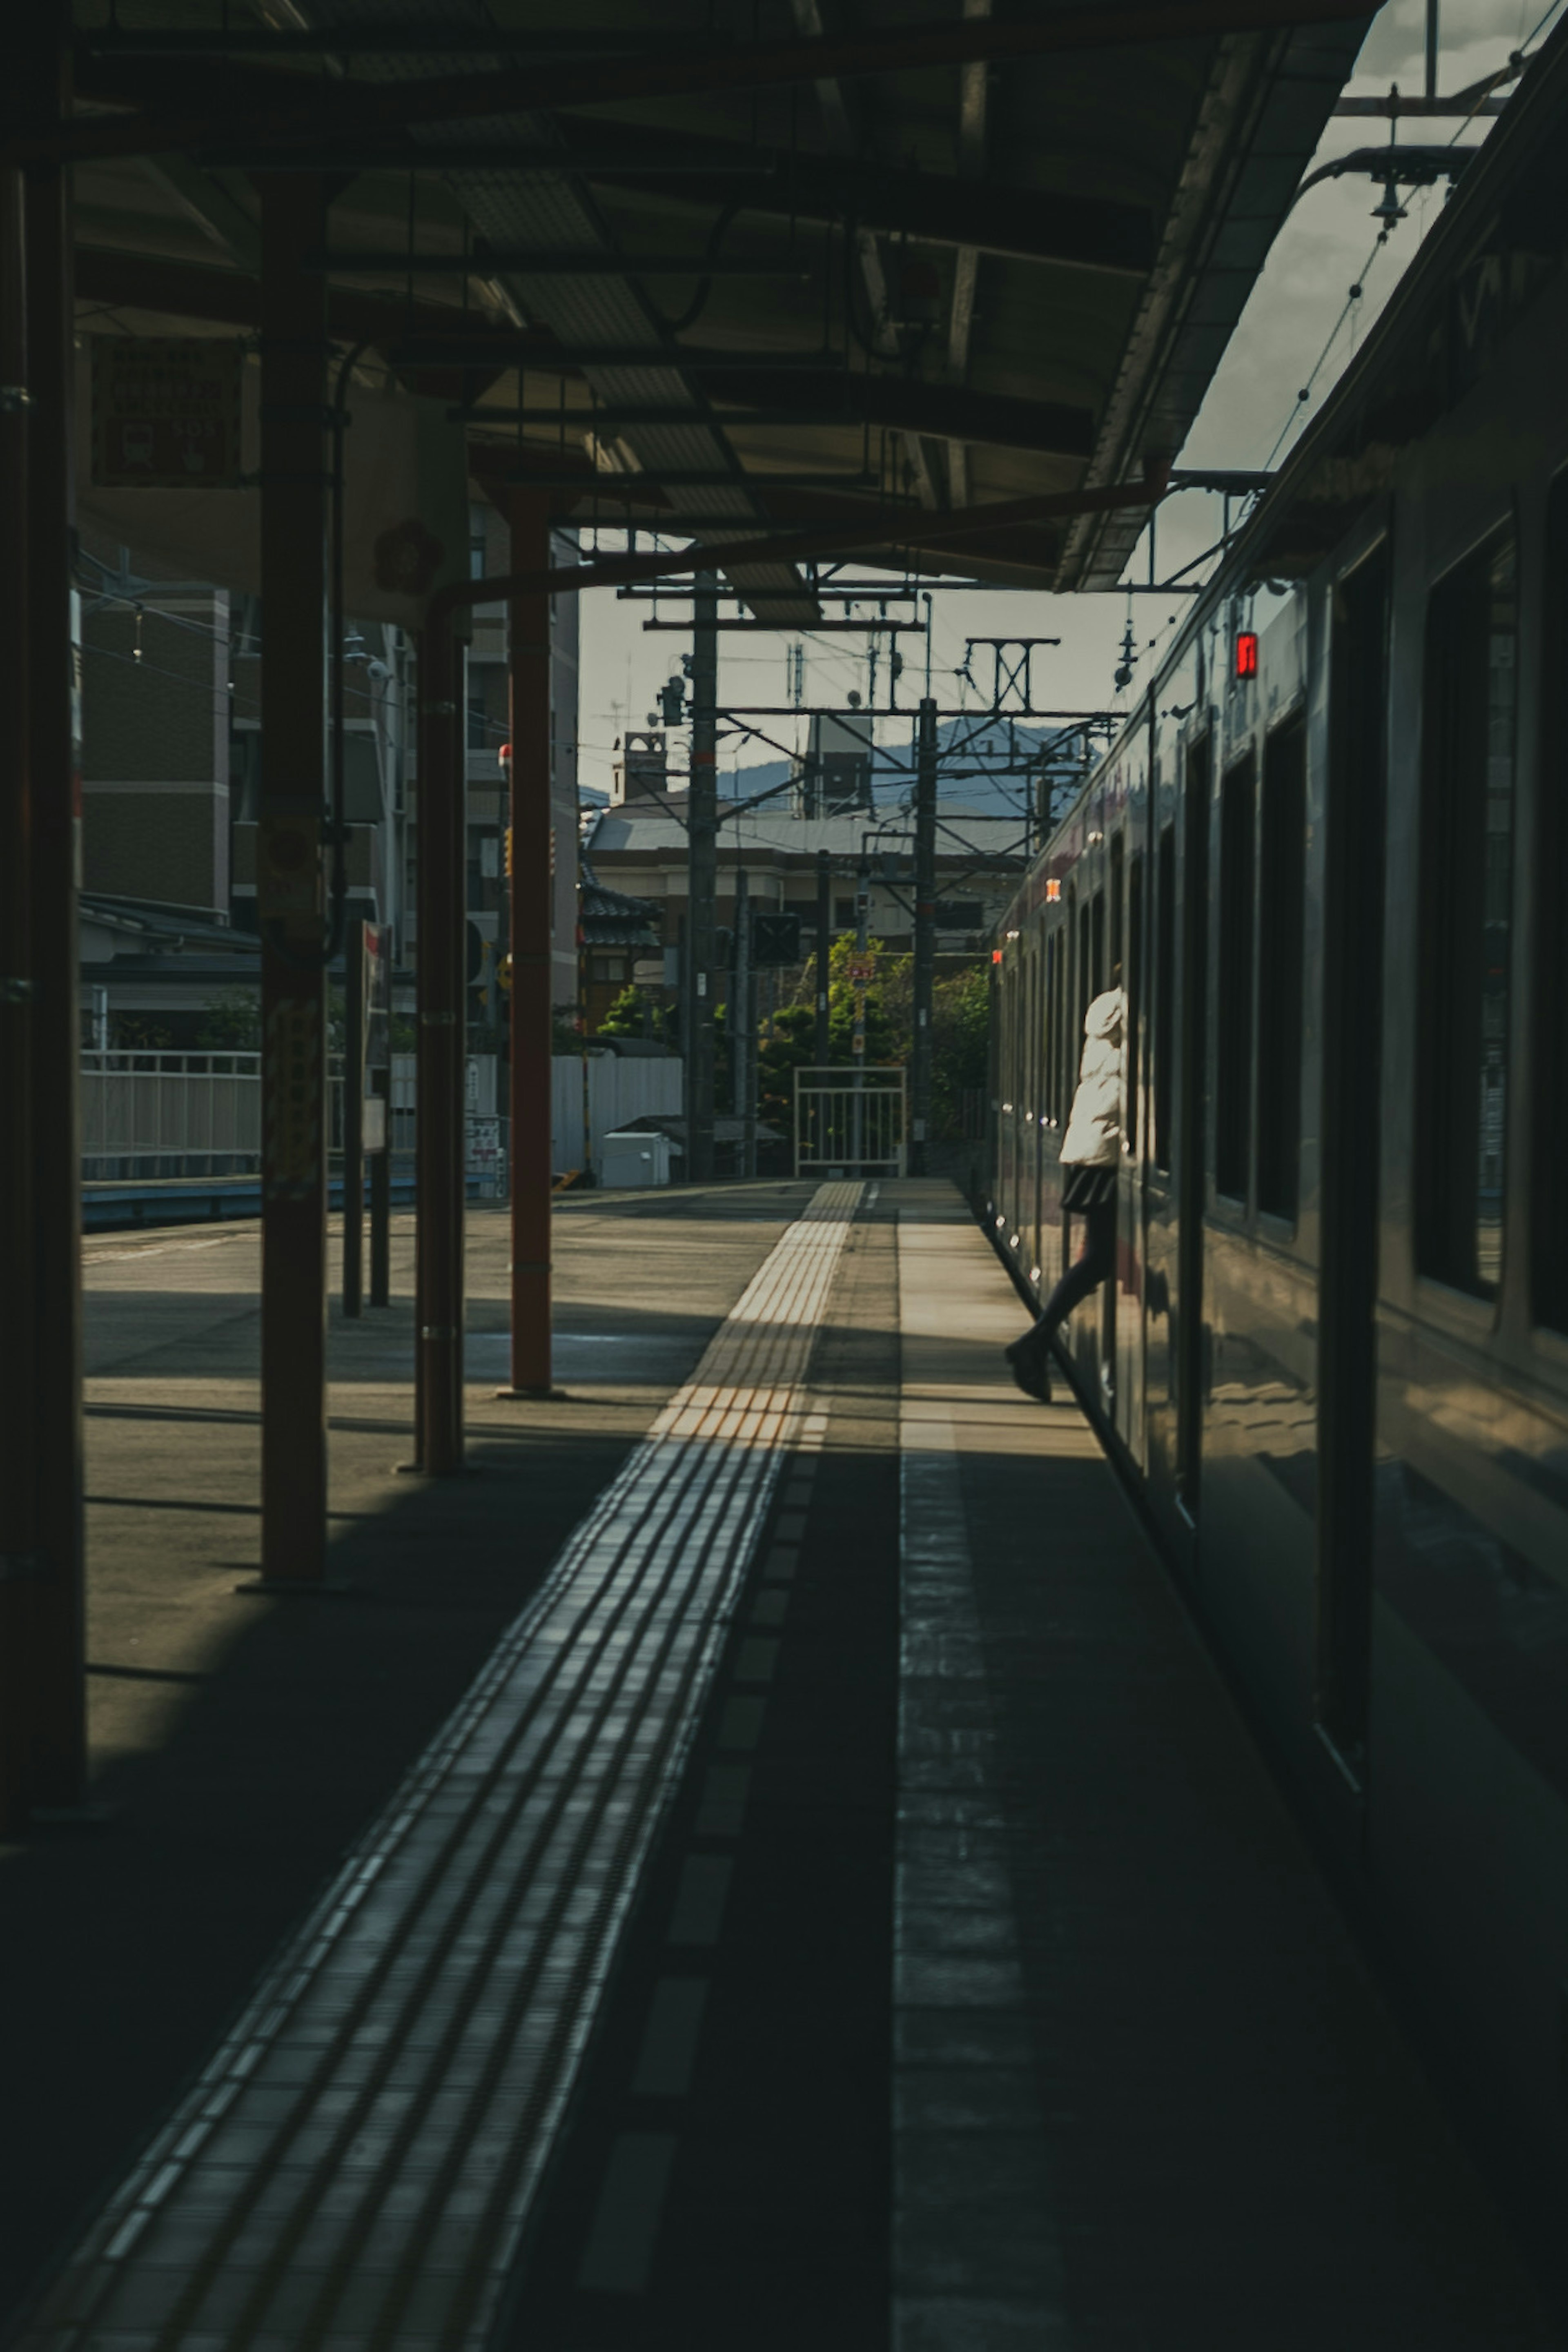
910;695;938;1178
851;853;870;1169
733;861;756;1179
814;846;832;1067
686;573;719;1183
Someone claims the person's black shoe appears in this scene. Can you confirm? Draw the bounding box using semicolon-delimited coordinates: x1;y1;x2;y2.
1004;1334;1051;1403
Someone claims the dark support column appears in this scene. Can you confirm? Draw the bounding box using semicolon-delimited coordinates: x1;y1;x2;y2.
815;846;832;1067
368;1062;391;1309
18;4;88;1813
414;621;466;1473
686;575;719;1184
910;695;938;1177
503;493;553;1397
256;175;331;1586
343;917;365;1318
0;147;38;1833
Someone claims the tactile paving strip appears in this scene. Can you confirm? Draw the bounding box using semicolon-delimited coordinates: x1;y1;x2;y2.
24;1183;861;2352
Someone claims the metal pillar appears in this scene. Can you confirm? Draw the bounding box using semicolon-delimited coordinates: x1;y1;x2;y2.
343;917;365;1317
910;694;938;1177
256;176;331;1586
9;6;89;1813
851;855;870;1169
414;621;466;1473
685;574;719;1184
0;143;38;1833
815;846;832;1067
503;493;553;1395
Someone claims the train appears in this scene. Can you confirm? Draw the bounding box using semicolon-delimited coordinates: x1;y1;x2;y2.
985;19;1568;2307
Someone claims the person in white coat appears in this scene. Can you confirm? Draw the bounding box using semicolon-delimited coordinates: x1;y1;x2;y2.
1005;981;1124;1403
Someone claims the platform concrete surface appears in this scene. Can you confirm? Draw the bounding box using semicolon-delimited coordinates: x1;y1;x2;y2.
891;1184;1561;2352
3;1180;1561;2352
0;1184;814;2338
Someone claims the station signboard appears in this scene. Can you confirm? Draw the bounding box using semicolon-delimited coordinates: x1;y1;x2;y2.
91;337;244;489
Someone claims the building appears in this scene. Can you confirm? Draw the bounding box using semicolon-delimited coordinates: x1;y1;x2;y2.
74;500;580;1045
583;800;1028;1006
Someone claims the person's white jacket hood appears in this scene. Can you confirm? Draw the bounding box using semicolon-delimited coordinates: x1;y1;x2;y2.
1060;988;1125;1167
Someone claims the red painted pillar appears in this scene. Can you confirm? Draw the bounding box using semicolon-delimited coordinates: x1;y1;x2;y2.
415;621;466;1473
255;175;331;1586
503;493;554;1396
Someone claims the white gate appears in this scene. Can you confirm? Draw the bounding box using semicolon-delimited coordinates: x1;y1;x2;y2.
793;1066;906;1178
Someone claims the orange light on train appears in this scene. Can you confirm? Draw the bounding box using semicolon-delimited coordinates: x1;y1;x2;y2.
1235;631;1259;679
1045;877;1061;902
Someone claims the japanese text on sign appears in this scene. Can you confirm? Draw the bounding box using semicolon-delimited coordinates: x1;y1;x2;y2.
91;337;244;490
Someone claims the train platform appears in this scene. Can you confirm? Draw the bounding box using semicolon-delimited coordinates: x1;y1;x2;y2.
2;1182;1560;2352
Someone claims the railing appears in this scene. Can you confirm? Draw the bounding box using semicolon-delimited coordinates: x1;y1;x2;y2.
80;1051;346;1181
793;1065;906;1177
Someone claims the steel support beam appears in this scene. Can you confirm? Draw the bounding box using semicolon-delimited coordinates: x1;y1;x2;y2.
256;175;330;1587
41;0;1374;169
503;494;555;1399
686;578;719;1186
414;623;466;1474
910;698;939;1178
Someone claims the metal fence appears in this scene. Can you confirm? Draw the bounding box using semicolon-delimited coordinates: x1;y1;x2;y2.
80;1052;346;1181
793;1066;906;1178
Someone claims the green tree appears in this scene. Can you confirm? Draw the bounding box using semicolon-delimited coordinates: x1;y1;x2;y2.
196;987;261;1050
597;984;670;1043
930;960;991;1139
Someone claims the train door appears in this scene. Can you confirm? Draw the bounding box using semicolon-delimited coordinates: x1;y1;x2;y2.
1315;543;1390;1788
1105;839;1125;1407
1175;737;1212;1526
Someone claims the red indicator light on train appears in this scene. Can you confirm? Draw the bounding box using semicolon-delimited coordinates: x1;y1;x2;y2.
992;948;1004;964
1045;877;1061;902
1235;631;1258;679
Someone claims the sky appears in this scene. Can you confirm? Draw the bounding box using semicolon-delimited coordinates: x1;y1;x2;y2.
572;0;1554;805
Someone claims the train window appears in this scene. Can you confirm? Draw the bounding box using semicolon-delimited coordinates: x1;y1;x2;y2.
1078;898;1092;1037
1109;836;1125;980
1216;754;1257;1202
1416;530;1518;1298
1045;929;1060;1120
1127;854;1144;1153
1256;714;1306;1219
1091;888;1106;999
1154;824;1175;1172
1535;476;1568;1331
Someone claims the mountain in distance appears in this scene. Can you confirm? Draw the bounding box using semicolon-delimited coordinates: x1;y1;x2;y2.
715;713;1088;821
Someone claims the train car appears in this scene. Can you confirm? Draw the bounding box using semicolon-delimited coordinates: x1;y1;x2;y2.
988;24;1568;2302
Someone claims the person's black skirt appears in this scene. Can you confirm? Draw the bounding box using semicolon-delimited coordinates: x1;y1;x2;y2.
1060;1163;1117;1211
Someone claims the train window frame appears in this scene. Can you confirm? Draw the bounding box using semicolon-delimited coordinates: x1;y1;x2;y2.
1153;822;1176;1174
1215;747;1258;1206
1414;523;1519;1303
1256;708;1307;1226
1532;473;1568;1336
1126;851;1144;1156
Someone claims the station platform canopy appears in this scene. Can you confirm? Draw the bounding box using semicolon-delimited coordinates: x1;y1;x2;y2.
67;0;1374;611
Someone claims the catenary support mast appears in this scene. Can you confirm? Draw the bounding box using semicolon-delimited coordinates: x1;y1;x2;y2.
910;695;938;1176
686;574;719;1183
505;492;555;1395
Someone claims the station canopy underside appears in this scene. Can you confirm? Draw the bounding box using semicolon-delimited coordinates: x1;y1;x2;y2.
69;0;1372;618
